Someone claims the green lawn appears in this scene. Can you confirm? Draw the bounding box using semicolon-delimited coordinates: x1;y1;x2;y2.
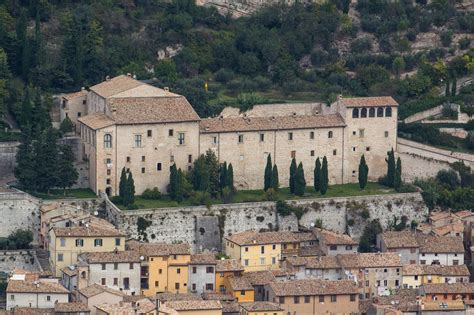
119;182;395;210
30;188;97;199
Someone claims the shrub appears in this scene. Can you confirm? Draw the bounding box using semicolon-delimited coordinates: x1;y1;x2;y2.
264;188;278;201
436;169;460;190
406;29;417;42
397;184;418;193
214;68;235;83
465;120;474;131
440;31;453;47
459;37;471;50
221;187;235;204
190;191;212;207
141;187;162;200
351;37;373;54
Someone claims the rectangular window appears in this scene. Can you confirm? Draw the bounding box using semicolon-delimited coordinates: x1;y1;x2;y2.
206;283;214;291
94;239;103;247
141;156;145;162
157;163;162;171
310;131;314;139
101;278;106;285
175;283;180;290
147;130;152;137
170;155;174;163
385;131;389;138
333;149;337;156
102;263;106;270
177;268;181;274
76;239;84;247
169;129;174;137
288;132;293;140
107;169;111;176
304;296;310;303
291;151;296;159
134;135;142;147
155;281;159;287
115;238;121;246
178;132;185;145
213;136;218;144
238;135;244;143
124;278;129;290
294;296;300;304
192;283;196;291
310;150;315;156
279;297;285;304
60;238;66;247
46;295;51;301
141;167;145;174
206;267;214;273
188;155;192;163
244;259;249;266
106;179;111;185
261;246;265;254
319;296;324;302
192;267;197;274
245;247;249;252
126;156;131;163
330;245;337;251
129;263;134;270
10;295;14;301
260;258;265;265
331;295;337;302
159;269;162;274
260;134;265;142
113;278;118;285
58;253;63;262
453;260;459;265
359;129;365;138
272;257;276;265
114;263;118;270
240;290;245;295
350;294;356;302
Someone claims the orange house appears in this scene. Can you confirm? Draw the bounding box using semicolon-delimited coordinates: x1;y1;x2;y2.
216;259;244;294
225;277;254;302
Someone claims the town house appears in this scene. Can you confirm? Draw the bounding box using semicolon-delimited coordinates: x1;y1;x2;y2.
402;264;470;289
282;256;342;281
188;253;217;294
312;228;358;256
215;259;244;294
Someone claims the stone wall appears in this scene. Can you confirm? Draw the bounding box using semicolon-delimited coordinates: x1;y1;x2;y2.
103;193;428;252
0;142;19;179
0;250;42;273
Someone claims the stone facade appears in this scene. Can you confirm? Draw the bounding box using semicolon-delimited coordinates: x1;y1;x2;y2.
0;141;19;179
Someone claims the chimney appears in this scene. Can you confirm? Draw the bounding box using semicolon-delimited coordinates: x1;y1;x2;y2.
105;75;110;81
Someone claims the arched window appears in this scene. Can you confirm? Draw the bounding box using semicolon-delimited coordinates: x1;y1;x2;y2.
360;108;367;118
352;108;359;118
377;107;384;117
328;131;333;138
81;271;87;279
104;134;112;148
385;107;392;117
369;108;375;117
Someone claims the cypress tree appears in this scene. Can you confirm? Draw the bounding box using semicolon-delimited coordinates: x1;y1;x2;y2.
289;158;297;193
220;162;227;190
385;149;396;187
176;169;186;202
451;77;457;97
294;162;306;196
314;158;321;192
119;168;127;203
445;79;450;97
56;144;78;195
126;171;135;206
394;157;402;191
264;154;272;191
320;156;329;195
227;163;234;190
205;149;220;198
271;164;279;190
169;164;179;201
20;87;32;129
358;155;369;190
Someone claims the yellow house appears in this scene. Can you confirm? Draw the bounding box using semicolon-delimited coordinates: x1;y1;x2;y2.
225;231;302;271
215;259;244;293
402;264;470;289
49;218;126;277
240;302;283;315
225;277;254;302
127;241;191;296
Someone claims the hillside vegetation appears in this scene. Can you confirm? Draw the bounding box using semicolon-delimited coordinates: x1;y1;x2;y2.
0;0;474;121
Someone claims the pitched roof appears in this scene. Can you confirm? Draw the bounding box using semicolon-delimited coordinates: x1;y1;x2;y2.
52;218;124;237
422;283;474;294
337;96;398;107
156;293;202;302
269;279;358;296
63;90;86;101
96;299;157;314
201;292;235;301
380;231;419;248
108;96;200;125
190;253;217;265
6;280;69;294
225;230;301;246
240;302;283;312
131;242;191;257
216;259;244;272
8;308;55;315
298;245;324;257
454;210;474;219
415;234;464;253
54;302;90;313
403;264;470;277
286;256;340;270
80;251;140;264
337;253;401;269
77;283;125;298
374;289;419;312
314;228;357;245
228;277;253;291
200;113;345;133
431;222;464;237
165;300;222;311
243;271;276;286
61;266;76;277
78;113;115;130
422;300;465;311
89;75;145;98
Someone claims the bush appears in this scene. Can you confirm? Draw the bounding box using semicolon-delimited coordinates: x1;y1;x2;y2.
0;230;33;250
406;29;417;42
397;184;418;193
440;31;453;47
436;169;460;190
141;187;162;200
459;37;471;50
264;188;278;201
350;37;373;54
221;187;235;204
214;68;235;83
465;120;474;131
190;191;211;207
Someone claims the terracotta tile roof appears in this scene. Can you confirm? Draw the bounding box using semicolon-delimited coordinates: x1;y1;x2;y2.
200;113;345;133
314;228;357;245
337;96;398;107
422;300;465;311
431;222;464;237
61;266;76;277
240;302;283;312
96;298;156;314
454;210;474;219
78;113;115;130
63;90;86;101
298;245;324;257
131;242;191;257
77;283;125;298
415;234;464;253
294;232;317;242
190;253;217;265
380;231;419;248
337;253;401;269
165;300;222;311
9;308;54;315
228;277;253;291
403;264;470;277
271;269;295;278
430;211;454;222
226;230;301;246
80;250;140;263
201;292;235;301
156;293;202;302
216;259;244;272
422;282;474;294
286;256;340;269
108;96;200;125
52;219;124;237
374;289;419;312
270;279;358;296
243;271;276;286
221;301;240;313
89;75;145;98
54;302;90;313
6;280;69;294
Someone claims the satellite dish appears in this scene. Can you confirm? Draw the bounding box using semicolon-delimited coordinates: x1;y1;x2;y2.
140;256;144;261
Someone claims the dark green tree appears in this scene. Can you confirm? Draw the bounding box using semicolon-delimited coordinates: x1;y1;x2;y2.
314;158;321;192
227;163;234;190
358;155;369;190
264;154;272;191
451;77;457;97
169;164;179;201
34;128;59;193
126;172;135;205
205;149;220;198
14;134;37;191
56;144;78;195
385;149;396;187
31;89;50;134
271;164;279;190
289;158;297;193
294;162;306;196
59;116;74;134
394;157;402;191
219;161;228;190
359;219;383;253
20;87;32;129
119;168;128;203
192;155;210;192
320;156;329;195
445;79;450;97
